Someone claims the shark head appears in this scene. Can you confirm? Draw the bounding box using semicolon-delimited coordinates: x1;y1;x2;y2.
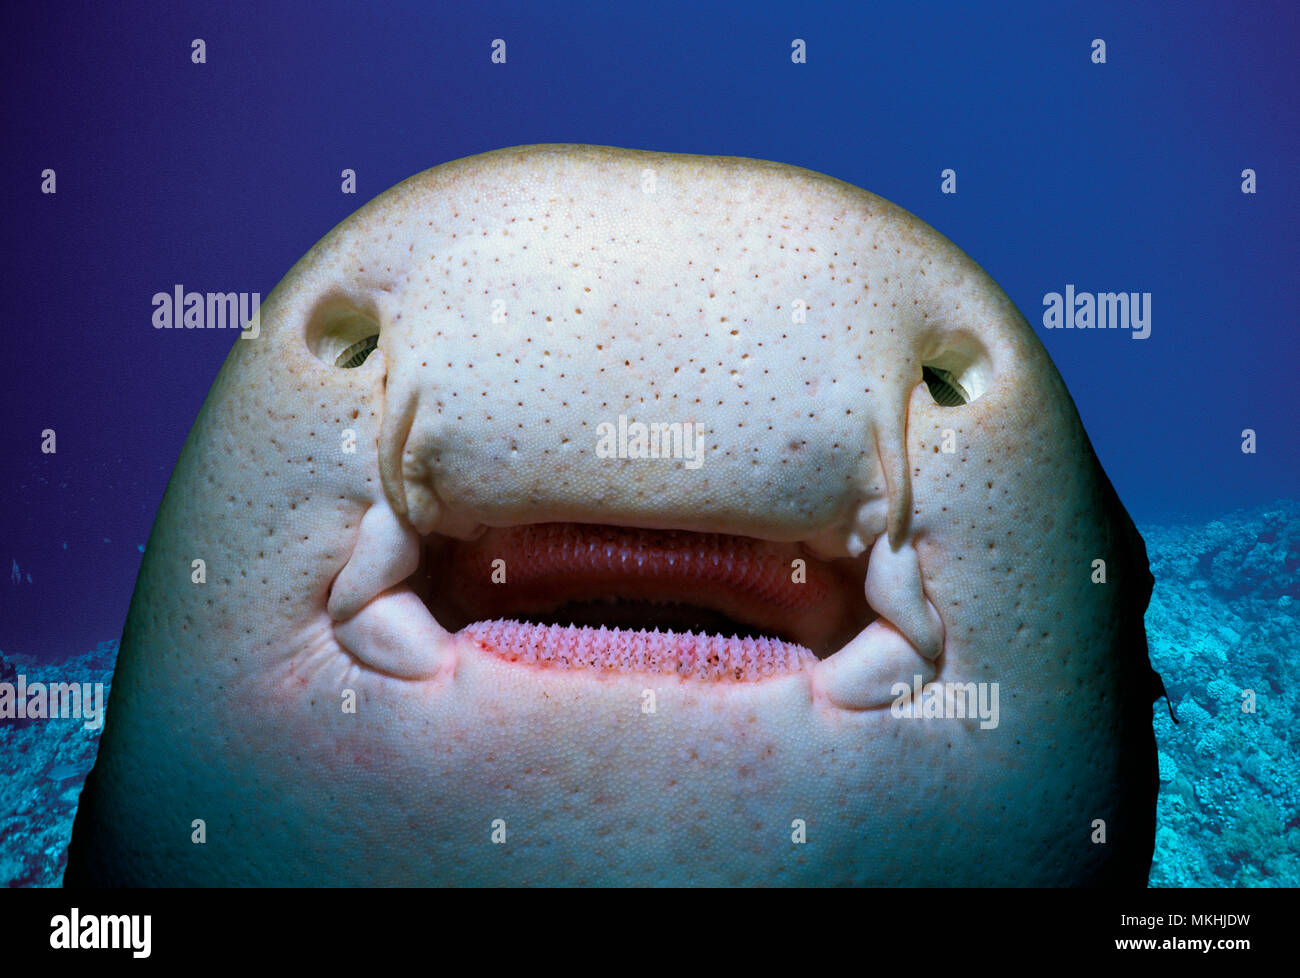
68;145;1159;886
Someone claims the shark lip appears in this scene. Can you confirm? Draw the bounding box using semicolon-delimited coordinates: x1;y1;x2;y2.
416;522;873;672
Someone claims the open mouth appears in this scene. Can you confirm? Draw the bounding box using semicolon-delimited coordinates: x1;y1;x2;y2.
326;496;944;705
413;523;873;680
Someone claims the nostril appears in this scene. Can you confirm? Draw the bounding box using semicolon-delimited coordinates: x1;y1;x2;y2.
920;333;992;407
922;365;970;406
335;335;379;368
305;294;382;368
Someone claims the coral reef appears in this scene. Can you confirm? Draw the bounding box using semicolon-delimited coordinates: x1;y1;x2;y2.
0;642;115;887
1145;501;1300;887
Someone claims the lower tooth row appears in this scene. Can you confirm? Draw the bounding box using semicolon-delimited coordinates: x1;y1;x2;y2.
464;619;815;681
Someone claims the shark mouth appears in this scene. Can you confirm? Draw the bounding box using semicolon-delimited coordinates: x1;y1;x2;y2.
325;498;945;708
417;523;870;681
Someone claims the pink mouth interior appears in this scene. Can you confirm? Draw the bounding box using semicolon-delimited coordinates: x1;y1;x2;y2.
416;523;873;681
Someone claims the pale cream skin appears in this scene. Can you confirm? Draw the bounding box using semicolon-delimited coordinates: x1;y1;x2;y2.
70;145;1157;886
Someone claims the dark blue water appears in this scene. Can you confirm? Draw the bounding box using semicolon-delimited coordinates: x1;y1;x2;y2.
2;1;1295;886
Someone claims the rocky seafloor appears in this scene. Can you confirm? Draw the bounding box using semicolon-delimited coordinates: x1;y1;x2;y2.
0;640;115;887
1143;501;1299;886
2;501;1296;887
